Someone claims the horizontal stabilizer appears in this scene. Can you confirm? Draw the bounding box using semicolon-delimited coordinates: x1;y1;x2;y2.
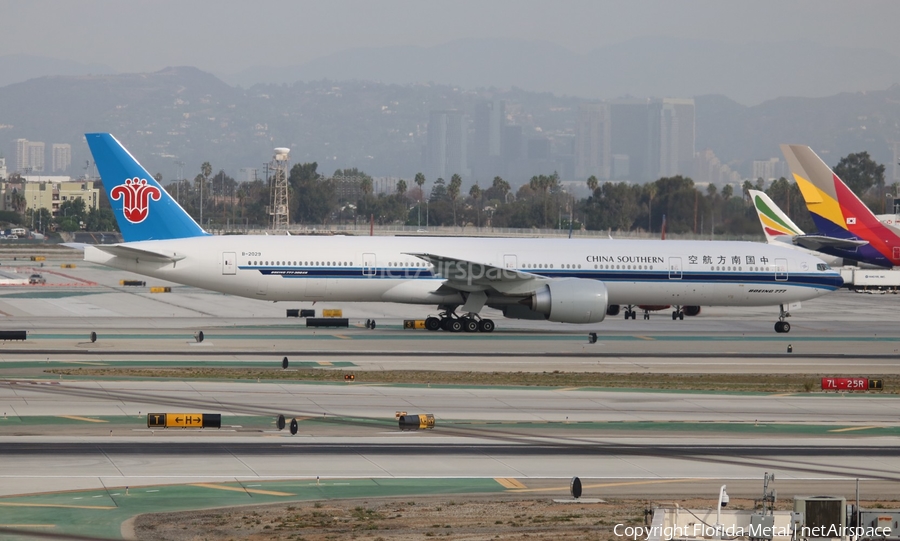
94;244;185;263
792;234;868;252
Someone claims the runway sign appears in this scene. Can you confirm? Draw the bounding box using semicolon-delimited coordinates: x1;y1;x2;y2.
821;378;883;391
147;413;222;428
403;320;425;329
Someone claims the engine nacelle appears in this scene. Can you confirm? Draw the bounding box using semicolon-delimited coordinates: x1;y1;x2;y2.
530;278;609;324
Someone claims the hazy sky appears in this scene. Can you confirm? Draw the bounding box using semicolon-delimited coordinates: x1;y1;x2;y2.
3;0;900;74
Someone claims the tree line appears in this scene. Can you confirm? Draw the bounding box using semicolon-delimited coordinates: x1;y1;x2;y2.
7;150;883;238
155;150;887;238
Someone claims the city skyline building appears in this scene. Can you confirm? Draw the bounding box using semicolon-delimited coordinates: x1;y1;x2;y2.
52;143;72;173
575;102;611;180
650;98;695;180
426;110;469;182
752;158;786;181
12;139;46;173
608;98;652;181
471;99;506;182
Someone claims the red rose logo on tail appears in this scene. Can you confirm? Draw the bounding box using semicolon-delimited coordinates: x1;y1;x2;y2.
111;177;161;223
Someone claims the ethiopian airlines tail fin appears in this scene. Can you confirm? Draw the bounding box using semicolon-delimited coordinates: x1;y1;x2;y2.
85;133;207;242
748;189;805;243
750;187;867;256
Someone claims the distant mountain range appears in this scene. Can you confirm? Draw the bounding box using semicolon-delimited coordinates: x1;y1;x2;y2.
3;37;900;105
220;37;900;106
0;54;115;88
0;66;898;185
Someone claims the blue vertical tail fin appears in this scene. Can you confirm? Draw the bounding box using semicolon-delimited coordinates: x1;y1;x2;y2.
85;133;207;242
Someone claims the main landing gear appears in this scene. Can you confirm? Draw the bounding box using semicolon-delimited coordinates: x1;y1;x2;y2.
671;306;684;320
775;304;791;333
623;305;637;320
425;309;494;333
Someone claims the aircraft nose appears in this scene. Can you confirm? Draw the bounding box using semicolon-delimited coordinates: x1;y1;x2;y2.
826;271;844;289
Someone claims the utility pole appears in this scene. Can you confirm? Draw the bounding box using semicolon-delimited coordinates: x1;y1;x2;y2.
174;160;184;204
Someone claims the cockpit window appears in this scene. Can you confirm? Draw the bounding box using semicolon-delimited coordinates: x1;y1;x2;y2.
817;263;830;271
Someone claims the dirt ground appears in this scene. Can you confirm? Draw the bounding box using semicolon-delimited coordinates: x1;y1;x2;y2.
133;496;755;541
46;366;900;394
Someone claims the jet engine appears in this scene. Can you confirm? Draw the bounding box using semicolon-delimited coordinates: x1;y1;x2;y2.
502;278;608;324
683;305;701;316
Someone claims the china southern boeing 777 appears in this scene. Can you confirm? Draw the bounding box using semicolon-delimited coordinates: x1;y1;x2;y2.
80;133;842;333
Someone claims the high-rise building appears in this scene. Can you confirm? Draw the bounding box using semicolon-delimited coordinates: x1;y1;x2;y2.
12;139;46;173
575;103;610;180
0;157;6;180
52;144;72;173
13;139;29;172
501;126;523;163
27;141;45;172
649;98;695;179
694;148;741;185
426;110;468;182
474;100;504;158
527;138;551;161
752;158;784;181
608;98;652;181
472;100;505;181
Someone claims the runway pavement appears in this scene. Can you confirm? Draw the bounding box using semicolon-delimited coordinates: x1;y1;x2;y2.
2;379;900;499
1;252;900;538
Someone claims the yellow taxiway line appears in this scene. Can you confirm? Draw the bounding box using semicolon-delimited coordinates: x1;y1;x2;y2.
494;478;527;489
190;483;294;496
510;477;696;493
0;502;114;510
58;416;108;423
828;426;881;433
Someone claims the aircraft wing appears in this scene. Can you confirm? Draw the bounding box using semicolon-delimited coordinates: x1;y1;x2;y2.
792;234;869;251
405;252;545;294
93;244;186;263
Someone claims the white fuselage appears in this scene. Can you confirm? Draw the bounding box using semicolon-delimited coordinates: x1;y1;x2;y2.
85;235;841;309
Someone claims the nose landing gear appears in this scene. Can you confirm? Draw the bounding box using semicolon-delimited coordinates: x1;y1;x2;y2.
775;304;792;333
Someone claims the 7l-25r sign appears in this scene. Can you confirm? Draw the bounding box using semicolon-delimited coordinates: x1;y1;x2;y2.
821;378;883;391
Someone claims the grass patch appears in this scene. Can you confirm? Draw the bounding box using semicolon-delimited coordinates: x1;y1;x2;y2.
42;366;900;394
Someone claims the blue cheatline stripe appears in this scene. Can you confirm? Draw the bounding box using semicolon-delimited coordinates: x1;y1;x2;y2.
236;266;840;290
